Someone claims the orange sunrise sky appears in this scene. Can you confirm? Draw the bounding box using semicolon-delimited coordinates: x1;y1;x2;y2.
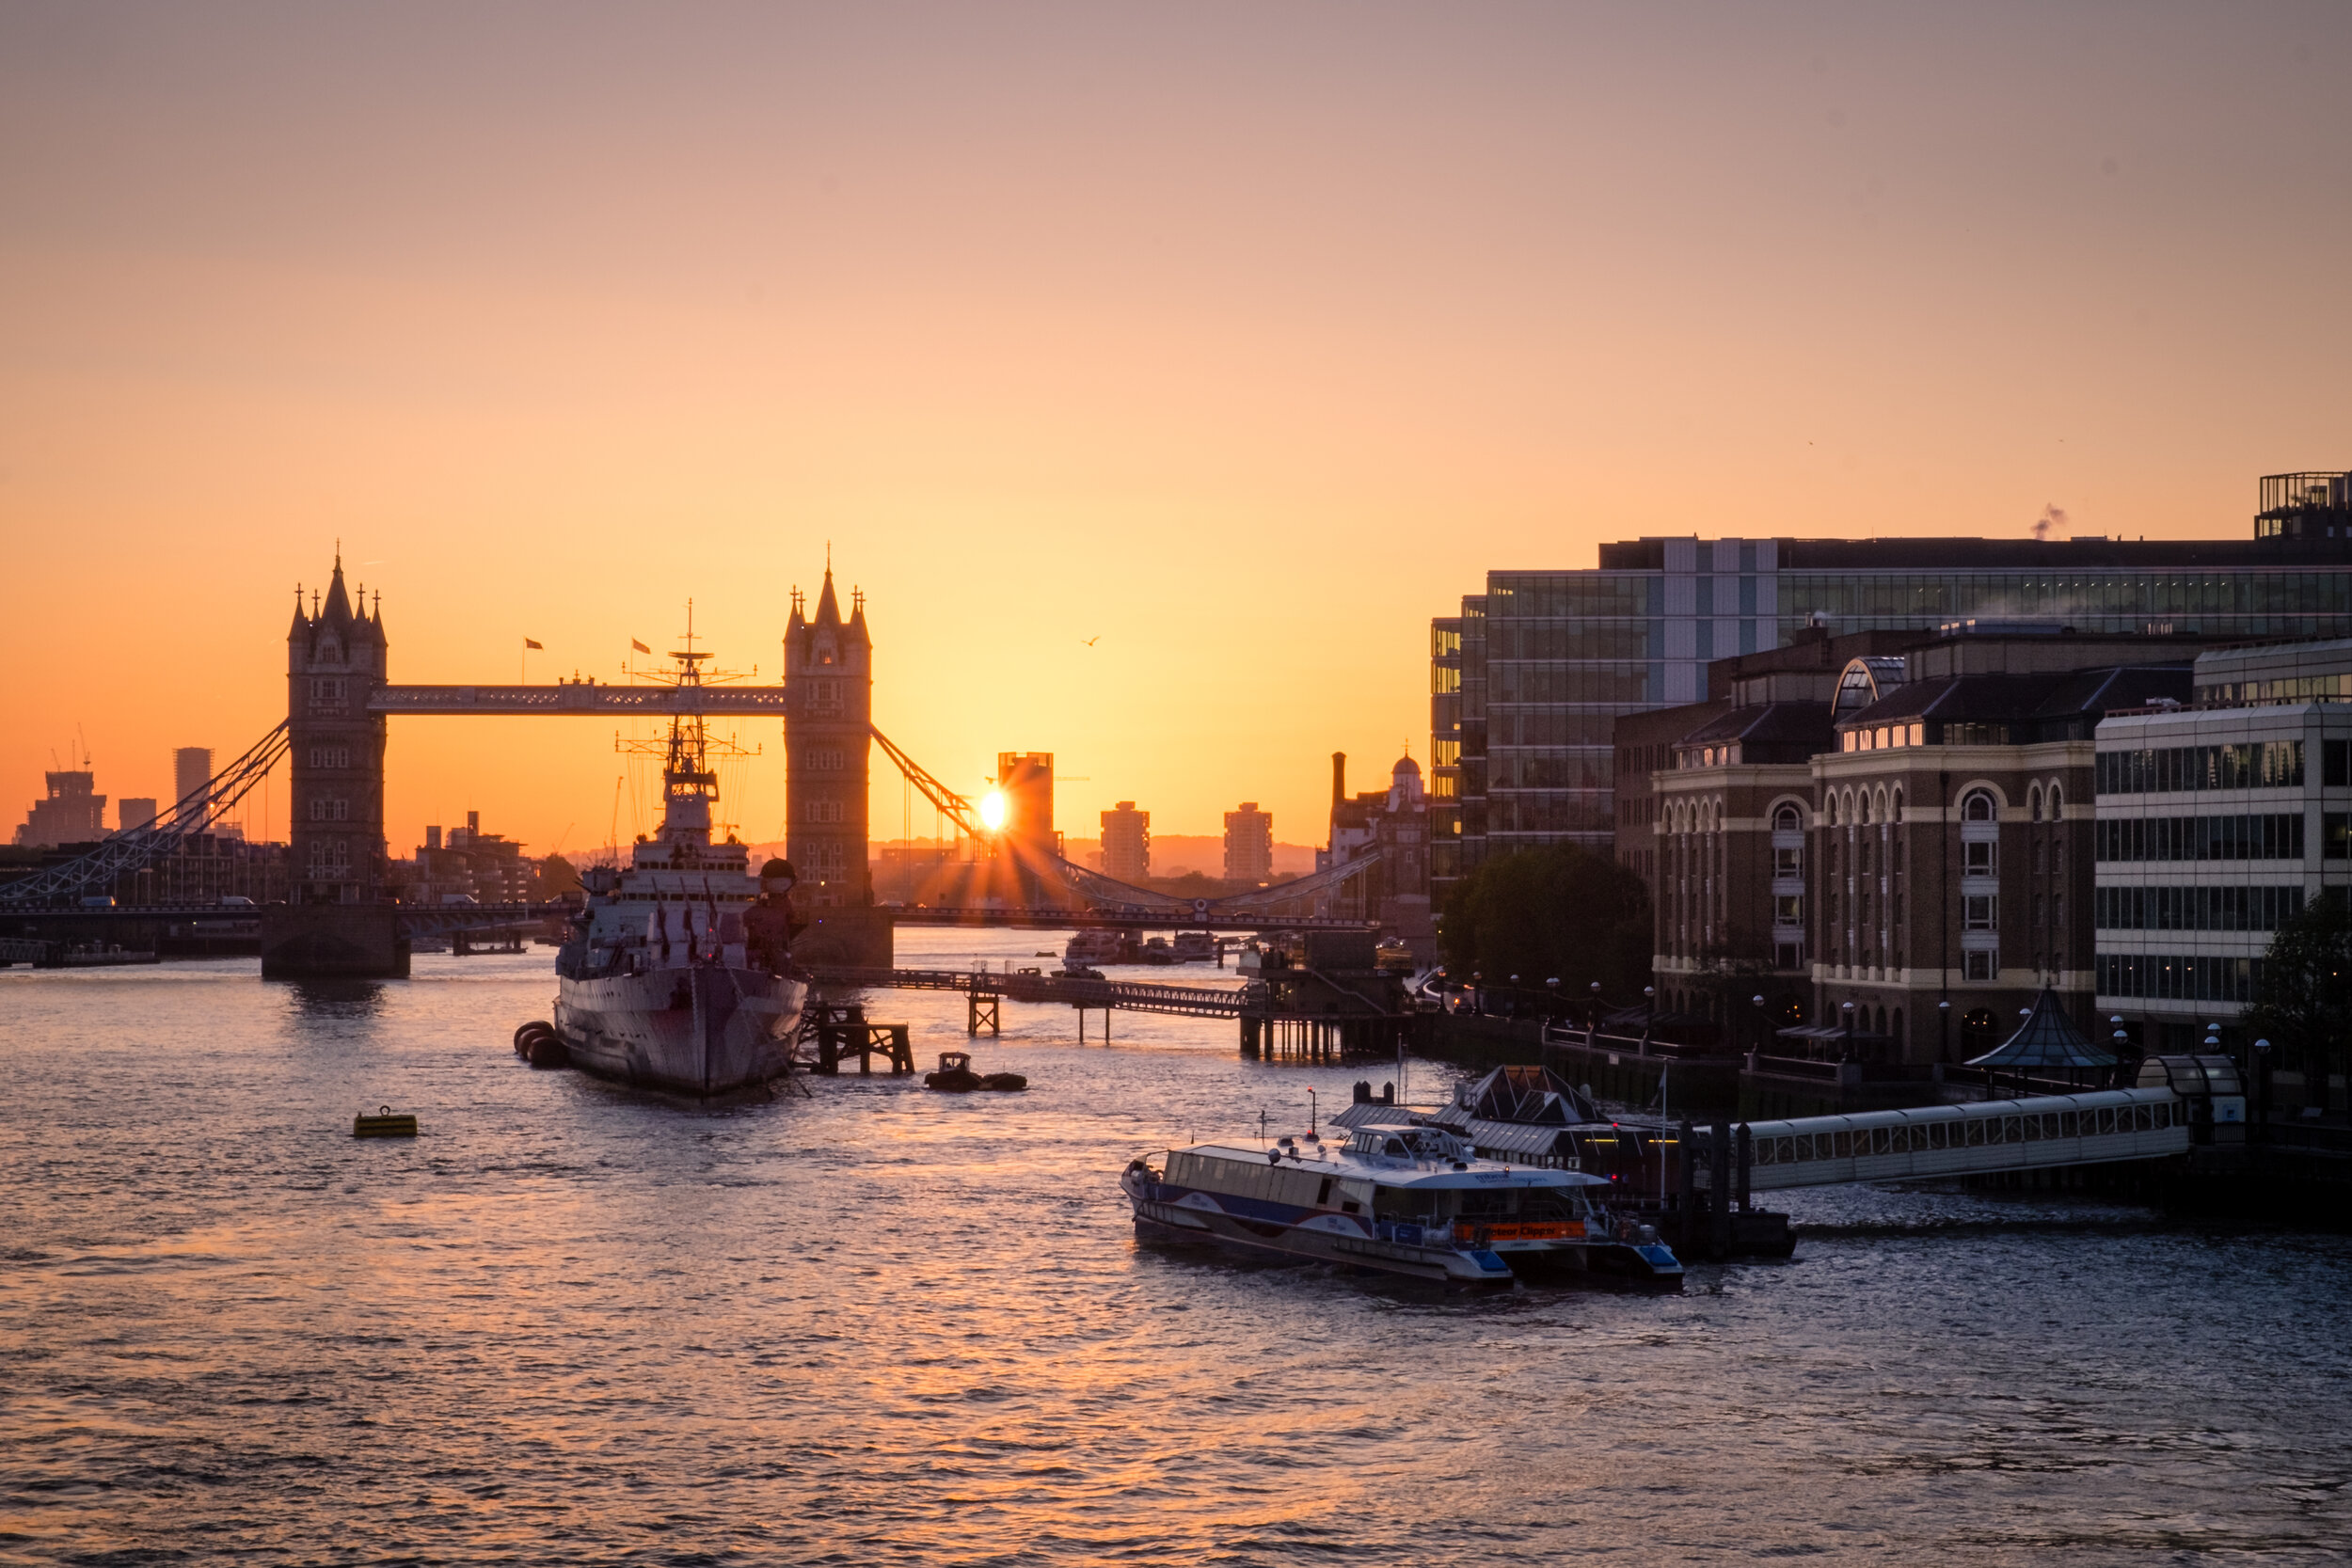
4;3;2348;856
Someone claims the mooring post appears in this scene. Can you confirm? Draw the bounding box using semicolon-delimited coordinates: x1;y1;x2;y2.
1677;1117;1696;1253
1736;1122;1753;1212
1710;1118;1732;1259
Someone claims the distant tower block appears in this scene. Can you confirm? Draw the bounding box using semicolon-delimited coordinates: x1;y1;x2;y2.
119;798;159;832
784;565;873;908
1101;800;1151;882
173;748;213;814
1223;801;1272;882
997;752;1056;850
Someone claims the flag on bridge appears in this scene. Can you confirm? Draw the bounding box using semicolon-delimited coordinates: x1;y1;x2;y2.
523;638;543;650
630;639;651;654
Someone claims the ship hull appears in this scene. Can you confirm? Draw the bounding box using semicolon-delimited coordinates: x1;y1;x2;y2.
554;963;807;1097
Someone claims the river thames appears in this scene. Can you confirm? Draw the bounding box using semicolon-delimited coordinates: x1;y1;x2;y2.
4;929;2348;1564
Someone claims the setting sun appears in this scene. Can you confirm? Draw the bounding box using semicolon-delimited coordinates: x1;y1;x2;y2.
979;790;1009;832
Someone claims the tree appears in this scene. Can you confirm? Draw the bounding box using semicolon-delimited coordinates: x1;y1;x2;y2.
1438;844;1652;1002
2244;890;2352;1097
531;853;583;900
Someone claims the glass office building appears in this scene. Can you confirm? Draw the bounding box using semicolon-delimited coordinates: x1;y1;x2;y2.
1432;486;2352;906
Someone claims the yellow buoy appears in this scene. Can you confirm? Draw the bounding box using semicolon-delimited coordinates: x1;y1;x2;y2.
354;1105;419;1138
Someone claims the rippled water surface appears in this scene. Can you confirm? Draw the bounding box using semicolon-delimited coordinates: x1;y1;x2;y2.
5;931;2349;1564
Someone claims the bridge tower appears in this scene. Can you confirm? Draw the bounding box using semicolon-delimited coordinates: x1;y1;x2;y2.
263;552;407;978
286;554;389;904
783;564;872;910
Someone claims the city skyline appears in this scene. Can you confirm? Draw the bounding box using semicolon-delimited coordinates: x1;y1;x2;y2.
6;3;2349;853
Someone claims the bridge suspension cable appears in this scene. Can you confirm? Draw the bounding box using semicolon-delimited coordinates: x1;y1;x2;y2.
0;721;293;905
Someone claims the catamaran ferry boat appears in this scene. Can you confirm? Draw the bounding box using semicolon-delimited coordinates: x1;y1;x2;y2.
550;634;807;1097
1120;1124;1683;1287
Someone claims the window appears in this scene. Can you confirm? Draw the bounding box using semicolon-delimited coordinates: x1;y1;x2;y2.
1964;840;1995;875
806;677;844;716
308;797;350;822
1963;790;1997;821
309;676;348;711
1775;846;1803;876
1963;949;1996;980
804;800;845;824
1964;894;1997;930
2094;814;2306;862
2328;739;2351;788
307;746;352;770
803;748;846;771
1774;805;1802;832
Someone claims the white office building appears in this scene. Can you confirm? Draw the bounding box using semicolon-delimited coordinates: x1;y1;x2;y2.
2094;639;2352;1051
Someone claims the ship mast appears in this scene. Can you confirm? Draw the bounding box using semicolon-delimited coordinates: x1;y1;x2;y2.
616;599;759;853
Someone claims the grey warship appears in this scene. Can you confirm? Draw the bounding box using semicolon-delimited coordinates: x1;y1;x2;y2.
552;641;806;1096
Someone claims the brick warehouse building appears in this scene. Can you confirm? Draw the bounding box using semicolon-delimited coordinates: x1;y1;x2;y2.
1643;627;2201;1063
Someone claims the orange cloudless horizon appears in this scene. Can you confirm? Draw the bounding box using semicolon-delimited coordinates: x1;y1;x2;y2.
4;3;2348;858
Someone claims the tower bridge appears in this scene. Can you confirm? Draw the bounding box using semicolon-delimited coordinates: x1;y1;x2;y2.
3;553;1383;976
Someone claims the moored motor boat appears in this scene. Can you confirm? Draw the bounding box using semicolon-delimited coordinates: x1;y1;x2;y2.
1120;1124;1682;1287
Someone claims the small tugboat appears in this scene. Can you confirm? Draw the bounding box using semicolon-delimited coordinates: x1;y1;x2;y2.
923;1051;1026;1093
1120;1124;1682;1287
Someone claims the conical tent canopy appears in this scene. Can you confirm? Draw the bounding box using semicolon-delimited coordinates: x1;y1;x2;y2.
1964;987;2117;1069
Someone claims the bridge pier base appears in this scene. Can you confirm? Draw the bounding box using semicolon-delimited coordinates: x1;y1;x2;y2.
261;905;410;980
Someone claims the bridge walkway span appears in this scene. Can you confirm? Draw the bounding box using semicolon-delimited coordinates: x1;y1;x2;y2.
1692;1087;2192;1190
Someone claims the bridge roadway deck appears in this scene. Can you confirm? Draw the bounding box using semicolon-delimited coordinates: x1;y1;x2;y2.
806;965;1249;1020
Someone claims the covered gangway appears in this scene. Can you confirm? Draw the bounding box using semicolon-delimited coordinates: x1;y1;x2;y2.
1715;1086;2189;1191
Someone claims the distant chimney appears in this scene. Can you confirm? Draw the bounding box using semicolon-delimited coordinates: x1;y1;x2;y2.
1330;752;1346;813
468;810;480;834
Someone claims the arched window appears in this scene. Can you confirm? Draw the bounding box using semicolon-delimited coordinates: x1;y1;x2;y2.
1891;788;1903;821
2047;782;2063;816
1774;804;1802;832
1874;785;1889;823
2027;784;2042;822
1963;789;1997;822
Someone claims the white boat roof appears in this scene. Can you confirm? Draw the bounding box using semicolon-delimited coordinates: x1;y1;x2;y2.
1178;1141;1608;1191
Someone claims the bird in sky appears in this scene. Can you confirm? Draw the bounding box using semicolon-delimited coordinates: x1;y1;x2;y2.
1081;636;1101;646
